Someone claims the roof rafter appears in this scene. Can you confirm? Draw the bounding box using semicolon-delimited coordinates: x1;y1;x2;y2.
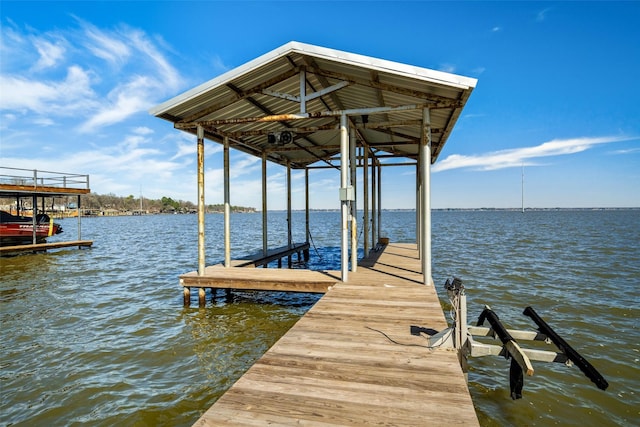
308;66;462;107
151;42;477;169
177;68;301;124
178;103;430;128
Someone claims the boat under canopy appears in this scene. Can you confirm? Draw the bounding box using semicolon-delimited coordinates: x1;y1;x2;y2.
0;211;63;245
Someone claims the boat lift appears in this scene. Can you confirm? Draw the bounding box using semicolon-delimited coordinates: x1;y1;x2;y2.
427;278;609;399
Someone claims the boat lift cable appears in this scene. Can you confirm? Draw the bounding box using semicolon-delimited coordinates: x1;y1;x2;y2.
365;325;453;350
308;230;323;261
358;216;365;241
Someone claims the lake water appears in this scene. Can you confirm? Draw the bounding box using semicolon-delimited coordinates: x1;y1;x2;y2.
1;210;638;426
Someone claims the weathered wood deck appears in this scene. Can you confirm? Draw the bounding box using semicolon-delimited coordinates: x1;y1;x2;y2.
191;243;479;426
0;240;93;255
181;267;340;293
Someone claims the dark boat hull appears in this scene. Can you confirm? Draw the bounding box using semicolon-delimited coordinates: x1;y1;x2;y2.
0;211;63;245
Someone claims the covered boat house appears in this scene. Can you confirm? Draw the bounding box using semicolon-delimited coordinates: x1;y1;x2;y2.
150;41;476;297
0;167;93;254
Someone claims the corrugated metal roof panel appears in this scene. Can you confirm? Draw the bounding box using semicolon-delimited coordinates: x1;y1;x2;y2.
150;41;476;168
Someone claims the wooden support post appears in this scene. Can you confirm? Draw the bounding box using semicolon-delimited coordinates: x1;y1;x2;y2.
198;287;206;306
183;286;191;306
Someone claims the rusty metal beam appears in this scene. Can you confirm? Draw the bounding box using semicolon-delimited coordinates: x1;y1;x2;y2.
224;122;339;138
189;103;429;127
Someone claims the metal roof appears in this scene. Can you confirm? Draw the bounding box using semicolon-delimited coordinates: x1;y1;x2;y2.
150;41;477;169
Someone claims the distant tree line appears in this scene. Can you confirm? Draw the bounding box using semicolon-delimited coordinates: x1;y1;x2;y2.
0;193;256;214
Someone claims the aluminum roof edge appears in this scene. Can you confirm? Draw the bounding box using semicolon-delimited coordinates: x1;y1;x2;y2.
149;41;477;117
149;41;301;117
288;41;477;90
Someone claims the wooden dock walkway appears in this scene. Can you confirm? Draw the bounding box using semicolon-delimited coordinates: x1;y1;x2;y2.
191;243;479;426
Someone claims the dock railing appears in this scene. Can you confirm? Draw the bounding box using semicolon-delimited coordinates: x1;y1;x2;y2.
0;167;89;191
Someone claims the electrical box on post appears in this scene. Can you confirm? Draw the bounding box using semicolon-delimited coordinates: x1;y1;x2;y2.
339;186;355;201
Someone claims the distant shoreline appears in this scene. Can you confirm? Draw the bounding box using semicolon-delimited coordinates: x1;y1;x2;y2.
258;207;640;213
53;207;638;218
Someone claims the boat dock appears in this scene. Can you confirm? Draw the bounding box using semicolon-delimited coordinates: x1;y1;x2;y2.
0;167;92;253
151;42;480;425
191;243;479;426
0;240;93;255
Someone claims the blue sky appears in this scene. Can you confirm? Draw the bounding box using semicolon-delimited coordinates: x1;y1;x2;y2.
1;1;638;209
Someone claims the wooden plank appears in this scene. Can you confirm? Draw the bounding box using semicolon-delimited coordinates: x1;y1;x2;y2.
0;183;90;195
180;267;341;293
0;240;93;254
191;243;479;426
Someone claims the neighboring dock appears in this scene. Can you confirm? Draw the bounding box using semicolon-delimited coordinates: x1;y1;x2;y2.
0;167;93;253
0;240;93;255
191;243;480;426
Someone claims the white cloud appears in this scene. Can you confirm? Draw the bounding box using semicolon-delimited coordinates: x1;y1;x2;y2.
128;28;180;90
209;54;231;74
438;63;456;73
77;75;152;132
610;147;640;155
0;65;96;114
1;18;183;134
133;126;154;136
230;154;261;179
536;7;552;22
433;136;636;172
72;24;182;132
1;141;191;201
80;20;131;66
33;117;55;127
32;36;67;70
171;140;197;160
